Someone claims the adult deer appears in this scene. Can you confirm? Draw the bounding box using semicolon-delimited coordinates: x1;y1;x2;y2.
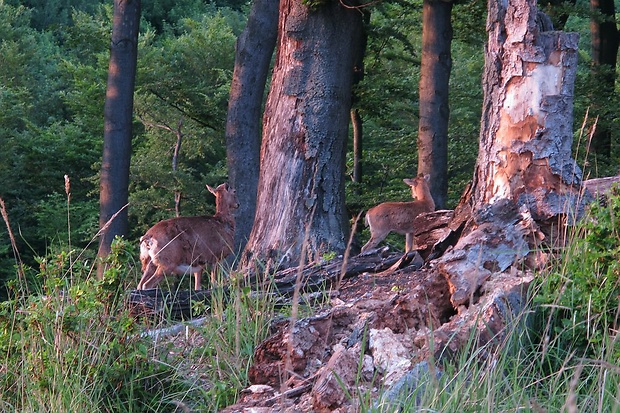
361;174;435;253
137;183;239;290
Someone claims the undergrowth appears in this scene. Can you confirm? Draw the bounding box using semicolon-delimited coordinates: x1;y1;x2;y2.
368;186;620;412
0;235;277;412
1;186;620;412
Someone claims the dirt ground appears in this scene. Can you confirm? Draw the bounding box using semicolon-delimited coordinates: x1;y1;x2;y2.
217;263;456;413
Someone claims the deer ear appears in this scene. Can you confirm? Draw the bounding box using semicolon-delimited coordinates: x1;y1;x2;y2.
206;184;216;195
424;174;431;181
403;178;414;186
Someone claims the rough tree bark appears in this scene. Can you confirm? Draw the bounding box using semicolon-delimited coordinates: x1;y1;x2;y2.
226;0;279;255
241;0;365;269
417;0;453;209
437;0;585;318
97;0;140;278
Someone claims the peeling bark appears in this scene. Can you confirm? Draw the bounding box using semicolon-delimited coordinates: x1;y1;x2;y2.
474;1;582;214
441;0;585;311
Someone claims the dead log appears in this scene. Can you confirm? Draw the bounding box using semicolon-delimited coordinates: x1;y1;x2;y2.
247;267;453;389
128;289;218;319
127;249;413;318
583;175;620;201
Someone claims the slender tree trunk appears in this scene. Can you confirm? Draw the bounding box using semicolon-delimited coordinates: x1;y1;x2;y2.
351;108;363;184
351;16;367;187
97;0;140;278
591;0;619;72
226;0;279;256
417;0;452;209
242;0;365;269
589;0;618;156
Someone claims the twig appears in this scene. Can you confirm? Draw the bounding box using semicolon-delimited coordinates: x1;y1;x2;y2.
0;197;28;294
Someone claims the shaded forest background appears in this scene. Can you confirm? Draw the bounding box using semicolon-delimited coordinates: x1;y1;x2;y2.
0;0;618;297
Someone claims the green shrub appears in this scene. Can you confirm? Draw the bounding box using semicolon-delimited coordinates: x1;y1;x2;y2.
534;186;620;358
0;237;192;412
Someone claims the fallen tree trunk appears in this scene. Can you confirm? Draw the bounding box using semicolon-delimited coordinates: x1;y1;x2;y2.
127;249;414;318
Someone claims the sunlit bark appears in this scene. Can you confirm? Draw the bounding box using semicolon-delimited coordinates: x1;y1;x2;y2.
97;0;140;278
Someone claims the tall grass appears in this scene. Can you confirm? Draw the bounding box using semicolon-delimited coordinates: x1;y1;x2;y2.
369;186;620;412
0;188;278;412
1;185;619;411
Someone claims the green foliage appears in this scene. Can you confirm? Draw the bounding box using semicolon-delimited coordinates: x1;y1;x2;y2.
141;0;246;33
534;187;620;358
0;1;245;278
130;11;243;236
452;0;486;44
301;0;332;11
0;237;195;412
5;0;101;30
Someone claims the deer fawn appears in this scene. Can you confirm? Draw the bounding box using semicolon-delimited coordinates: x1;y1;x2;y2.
361;174;435;253
137;183;239;290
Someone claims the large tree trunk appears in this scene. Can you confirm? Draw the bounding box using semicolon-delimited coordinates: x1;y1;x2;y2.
97;0;140;278
241;0;365;269
441;0;585;307
226;0;279;255
417;0;452;209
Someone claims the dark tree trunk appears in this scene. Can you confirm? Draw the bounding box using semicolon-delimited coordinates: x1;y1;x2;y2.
589;0;619;156
417;0;452;209
97;0;140;278
241;0;365;269
591;0;619;69
226;0;279;256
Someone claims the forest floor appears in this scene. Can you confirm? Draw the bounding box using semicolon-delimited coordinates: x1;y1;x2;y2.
225;266;449;412
154;256;458;413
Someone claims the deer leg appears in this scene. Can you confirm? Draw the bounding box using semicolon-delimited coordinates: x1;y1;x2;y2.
137;264;165;290
405;233;415;253
361;231;388;253
194;269;203;291
137;260;156;289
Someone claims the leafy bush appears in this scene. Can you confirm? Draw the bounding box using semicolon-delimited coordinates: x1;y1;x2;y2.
534;186;620;358
0;237;194;412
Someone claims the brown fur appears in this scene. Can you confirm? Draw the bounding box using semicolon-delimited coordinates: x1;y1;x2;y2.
361;175;435;253
137;183;239;290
